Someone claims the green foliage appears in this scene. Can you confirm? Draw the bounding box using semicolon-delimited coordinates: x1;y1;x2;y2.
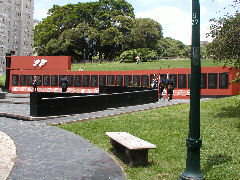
120;48;157;62
130;18;163;49
111;15;134;54
59;96;240;179
33;1;166;62
207;12;240;83
44;23;99;62
207;13;240;67
100;27;125;60
232;72;240;84
119;49;138;62
34;0;136;62
0;75;5;86
201;45;208;59
157;37;190;58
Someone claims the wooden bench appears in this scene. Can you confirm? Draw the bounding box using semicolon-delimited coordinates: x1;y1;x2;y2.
106;132;156;166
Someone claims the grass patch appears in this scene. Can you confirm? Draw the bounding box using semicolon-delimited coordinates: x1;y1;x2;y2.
0;75;5;87
59;96;240;179
71;59;226;71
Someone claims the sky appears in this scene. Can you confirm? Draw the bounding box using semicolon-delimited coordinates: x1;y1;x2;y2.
34;0;239;45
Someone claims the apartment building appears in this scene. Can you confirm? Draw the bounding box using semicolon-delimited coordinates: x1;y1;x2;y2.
0;0;34;75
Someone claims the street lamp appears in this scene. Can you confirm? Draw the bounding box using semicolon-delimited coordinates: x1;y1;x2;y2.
179;0;204;179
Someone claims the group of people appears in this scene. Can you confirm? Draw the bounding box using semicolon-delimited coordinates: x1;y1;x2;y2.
151;74;174;101
32;75;69;93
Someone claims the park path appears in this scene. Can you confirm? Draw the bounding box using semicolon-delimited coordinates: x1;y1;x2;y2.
0;93;190;180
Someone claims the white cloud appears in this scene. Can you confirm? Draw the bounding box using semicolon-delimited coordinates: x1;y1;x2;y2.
129;0;168;6
33;0;215;45
34;0;92;20
136;6;192;45
136;5;213;45
200;22;213;42
201;6;208;16
34;8;48;20
218;0;229;5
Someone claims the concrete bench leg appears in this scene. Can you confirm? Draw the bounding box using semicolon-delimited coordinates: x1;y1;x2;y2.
126;149;149;166
109;138;150;166
110;139;126;152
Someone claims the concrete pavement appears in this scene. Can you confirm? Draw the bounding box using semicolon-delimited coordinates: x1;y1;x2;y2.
0;93;190;179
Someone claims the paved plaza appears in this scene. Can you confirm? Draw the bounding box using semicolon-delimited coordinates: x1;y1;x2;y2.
0;93;190;179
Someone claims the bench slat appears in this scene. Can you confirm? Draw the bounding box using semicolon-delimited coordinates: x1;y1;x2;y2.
106;132;156;150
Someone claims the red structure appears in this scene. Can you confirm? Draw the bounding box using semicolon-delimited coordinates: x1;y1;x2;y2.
6;56;240;98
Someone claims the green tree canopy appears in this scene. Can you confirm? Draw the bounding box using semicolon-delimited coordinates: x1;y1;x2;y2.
34;0;135;61
100;27;125;60
207;13;240;68
44;23;99;62
130;18;163;49
157;37;190;58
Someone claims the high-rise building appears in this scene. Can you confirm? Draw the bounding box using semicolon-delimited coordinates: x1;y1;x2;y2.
0;0;34;75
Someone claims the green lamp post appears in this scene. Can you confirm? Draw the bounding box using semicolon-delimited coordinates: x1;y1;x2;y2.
179;0;204;179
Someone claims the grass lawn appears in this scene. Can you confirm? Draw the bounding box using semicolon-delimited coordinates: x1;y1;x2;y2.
59;96;240;180
71;59;226;71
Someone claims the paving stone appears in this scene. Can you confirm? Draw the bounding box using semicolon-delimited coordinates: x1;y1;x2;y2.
0;93;194;179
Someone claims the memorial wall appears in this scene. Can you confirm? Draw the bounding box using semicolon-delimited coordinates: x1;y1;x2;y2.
6;55;240;98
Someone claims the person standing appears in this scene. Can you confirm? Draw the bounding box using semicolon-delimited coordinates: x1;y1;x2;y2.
159;74;166;100
151;74;158;88
32;76;38;92
60;76;68;92
135;55;140;64
166;74;174;101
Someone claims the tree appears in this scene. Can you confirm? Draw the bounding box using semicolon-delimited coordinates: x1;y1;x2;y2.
34;0;134;60
94;0;134;30
157;37;189;58
130;18;163;50
120;48;157;62
112;15;133;51
100;27;125;60
120;49;138;61
43;23;99;62
207;1;240;85
34;4;77;50
207;12;240;68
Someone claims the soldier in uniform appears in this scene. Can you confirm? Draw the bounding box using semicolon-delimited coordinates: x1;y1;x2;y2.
151;74;158;88
32;76;38;92
60;75;68;92
159;74;166;100
166;74;174;101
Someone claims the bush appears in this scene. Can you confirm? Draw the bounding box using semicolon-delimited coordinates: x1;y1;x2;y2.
120;48;157;62
0;75;5;86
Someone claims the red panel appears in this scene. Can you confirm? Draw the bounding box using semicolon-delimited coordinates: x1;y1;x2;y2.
11;87;99;94
8;56;240;98
10;56;71;70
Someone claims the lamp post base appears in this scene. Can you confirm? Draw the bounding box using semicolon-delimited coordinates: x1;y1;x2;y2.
179;172;204;180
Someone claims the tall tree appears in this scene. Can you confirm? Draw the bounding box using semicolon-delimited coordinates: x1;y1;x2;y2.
207;13;240;68
93;0;134;30
34;0;134;60
112;15;133;51
208;0;240;84
100;27;125;60
43;23;99;62
130;18;163;49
